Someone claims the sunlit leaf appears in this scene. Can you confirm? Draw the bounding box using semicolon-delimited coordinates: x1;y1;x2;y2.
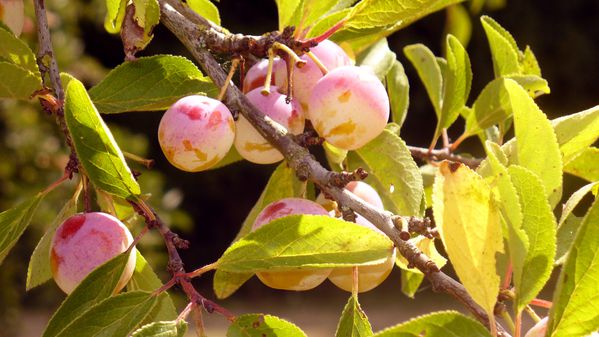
356;38;396;79
432;161;503;323
404;44;442;115
0;62;42;100
64;76;141;199
386;60;410;129
131;320;188;337
551;105;599;165
217;215;394;272
335;295;373;337
396;236;446;274
564;147;599;182
373;311;492;337
444;4;471;47
400;269;424;298
228;314;306;337
187;0;221;25
104;0;128;33
0;193;45;265
480;15;520;77
464;77;511;137
0;26;40;73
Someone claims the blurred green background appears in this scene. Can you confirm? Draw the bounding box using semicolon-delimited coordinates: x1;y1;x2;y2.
0;0;597;336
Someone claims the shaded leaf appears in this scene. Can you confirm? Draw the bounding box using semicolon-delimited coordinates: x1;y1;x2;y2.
64;76;141;199
0;193;45;265
396;236;446;274
464;77;511;137
127;251;178;322
400;269;424;298
356;38;396;79
547;198;599;337
386;60;410;129
404;44;442;115
432;161;503;322
131;320;188;337
54;291;157;337
42;253;133;337
507;74;550;98
89;55;217;114
0;62;42;100
347;127;423;217
444;4;471;47
213;270;254;300
335;295;373;337
228;314;306;337
564;147;599;182
217;215;394;272
0;26;39;73
373;311;492;337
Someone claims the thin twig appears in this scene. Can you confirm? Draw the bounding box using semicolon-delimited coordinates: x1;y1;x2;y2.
159;4;509;336
408;145;482;169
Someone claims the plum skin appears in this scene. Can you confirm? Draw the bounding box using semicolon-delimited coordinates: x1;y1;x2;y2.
235;86;304;164
326;181;396;293
253;198;332;291
242;58;286;93
158;95;235;172
308;66;389;150
274;39;351;114
50;212;136;294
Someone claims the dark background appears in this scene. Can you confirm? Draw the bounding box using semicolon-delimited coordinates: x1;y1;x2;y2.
1;0;598;335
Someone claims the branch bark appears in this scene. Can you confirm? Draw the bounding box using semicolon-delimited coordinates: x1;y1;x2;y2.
159;3;509;336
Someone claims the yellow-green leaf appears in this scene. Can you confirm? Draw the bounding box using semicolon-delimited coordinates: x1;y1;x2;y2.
432;161;503;323
373;311;492;337
187;0;221;25
228;314;306;337
335;295;373;337
551;105;599;166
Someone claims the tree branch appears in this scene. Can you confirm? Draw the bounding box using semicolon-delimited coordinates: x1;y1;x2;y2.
408;146;482;169
159;4;509;336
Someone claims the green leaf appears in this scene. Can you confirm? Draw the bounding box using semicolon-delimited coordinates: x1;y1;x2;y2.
356;38;396;79
335;295;373;337
324;141;349;171
131;320;188;337
127;251;178;322
26;189;80;290
298;0;348;32
217;215;394;273
433;161;503;323
386;60;410;129
275;0;303;30
547;198;599;337
0;193;45;265
373;311;492;337
89;55;217;114
438;34;471;140
551;105;599;165
131;0;160;49
480;15;520;77
508;165;556;313
213;270;254;300
555;181;598;264
404;44;442;116
42;252;133;337
187;0;221;25
227;314;306;337
464;77;511;137
104;0;128;33
347;127;424;217
506;74;550;98
521;46;541;77
507;79;562;206
0;62;43;100
444;4;472;47
564;147;599;182
400;269;424;298
396;236;447;275
54;291;157;337
0;26;40;73
64;76;141;199
306;8;352;38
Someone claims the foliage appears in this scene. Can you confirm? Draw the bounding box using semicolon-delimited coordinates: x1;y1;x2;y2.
1;0;598;336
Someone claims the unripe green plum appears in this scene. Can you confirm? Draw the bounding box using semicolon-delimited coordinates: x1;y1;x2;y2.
274;39;351;113
0;0;24;36
253;198;332;291
158;95;235;172
308;66;389;150
327;181;395;293
235;87;304;164
50;212;136;294
242;58;286;93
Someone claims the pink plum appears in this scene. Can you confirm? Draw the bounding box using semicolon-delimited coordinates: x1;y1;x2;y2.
308;66;389;150
235;86;304;164
253;198;332;291
242;58;286;94
158;95;235;172
50;212;136;294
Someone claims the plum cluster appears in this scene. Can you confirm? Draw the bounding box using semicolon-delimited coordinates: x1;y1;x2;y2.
251;181;395;293
158;39;390;170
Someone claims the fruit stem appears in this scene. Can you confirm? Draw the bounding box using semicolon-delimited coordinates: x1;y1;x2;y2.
129;225;149;249
123;151;155;169
530;298;553;309
307;51;329;75
502;262;513;289
500;310;516;335
449;133;468;152
514;312;521;337
351;266;359;296
187;261;219;278
192;305;208;337
217;58;240;101
42;170;70;195
273;42;306;68
261;48;276;95
524;305;542;323
177;301;194;321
